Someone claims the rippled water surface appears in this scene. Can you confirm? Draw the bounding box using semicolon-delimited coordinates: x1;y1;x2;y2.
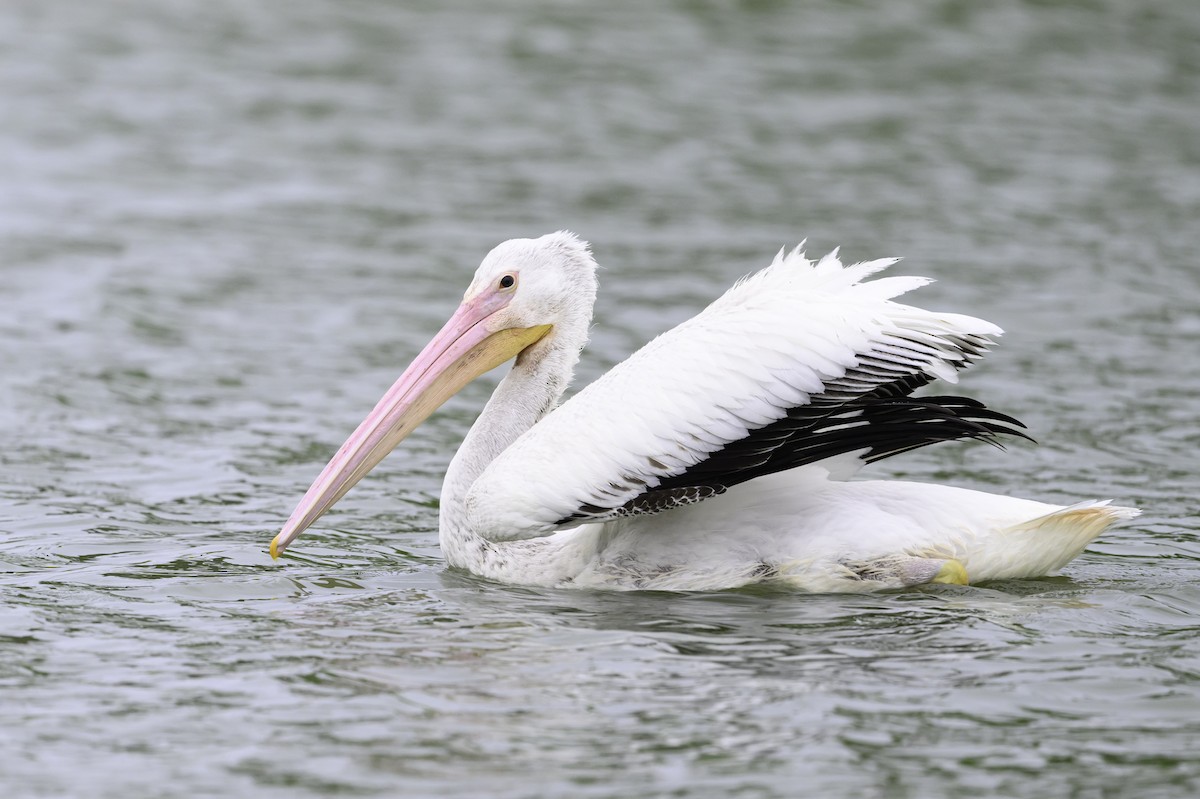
3;1;1199;797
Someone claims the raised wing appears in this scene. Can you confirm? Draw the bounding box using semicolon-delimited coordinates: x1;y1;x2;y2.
463;247;1027;542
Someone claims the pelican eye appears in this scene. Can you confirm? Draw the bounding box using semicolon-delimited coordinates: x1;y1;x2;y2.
498;274;516;290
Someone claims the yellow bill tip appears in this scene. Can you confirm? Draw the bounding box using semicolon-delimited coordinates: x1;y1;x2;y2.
269;535;282;560
931;559;969;585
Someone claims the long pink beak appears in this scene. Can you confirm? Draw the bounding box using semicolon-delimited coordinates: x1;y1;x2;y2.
270;292;550;559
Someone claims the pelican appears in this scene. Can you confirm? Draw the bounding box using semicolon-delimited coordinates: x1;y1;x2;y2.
270;232;1138;591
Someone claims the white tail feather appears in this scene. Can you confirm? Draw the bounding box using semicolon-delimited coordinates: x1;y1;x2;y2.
967;501;1141;582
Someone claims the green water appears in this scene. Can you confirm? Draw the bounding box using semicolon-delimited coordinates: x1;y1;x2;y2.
2;1;1198;797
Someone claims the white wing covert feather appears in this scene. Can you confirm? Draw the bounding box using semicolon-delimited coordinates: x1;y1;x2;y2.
464;247;1004;542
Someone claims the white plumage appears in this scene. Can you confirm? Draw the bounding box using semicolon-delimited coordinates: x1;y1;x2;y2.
467;247;995;541
273;232;1139;591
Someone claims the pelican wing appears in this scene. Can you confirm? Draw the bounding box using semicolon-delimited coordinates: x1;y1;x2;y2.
463;247;1028;542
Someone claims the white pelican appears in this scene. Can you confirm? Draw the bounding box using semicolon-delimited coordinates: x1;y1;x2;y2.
270;232;1138;591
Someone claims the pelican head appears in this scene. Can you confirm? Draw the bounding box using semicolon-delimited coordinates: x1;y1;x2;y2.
270;231;598;558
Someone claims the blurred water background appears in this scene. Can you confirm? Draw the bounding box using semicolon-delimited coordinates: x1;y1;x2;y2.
2;1;1199;797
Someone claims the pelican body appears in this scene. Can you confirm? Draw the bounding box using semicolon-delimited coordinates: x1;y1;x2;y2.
271;233;1138;591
